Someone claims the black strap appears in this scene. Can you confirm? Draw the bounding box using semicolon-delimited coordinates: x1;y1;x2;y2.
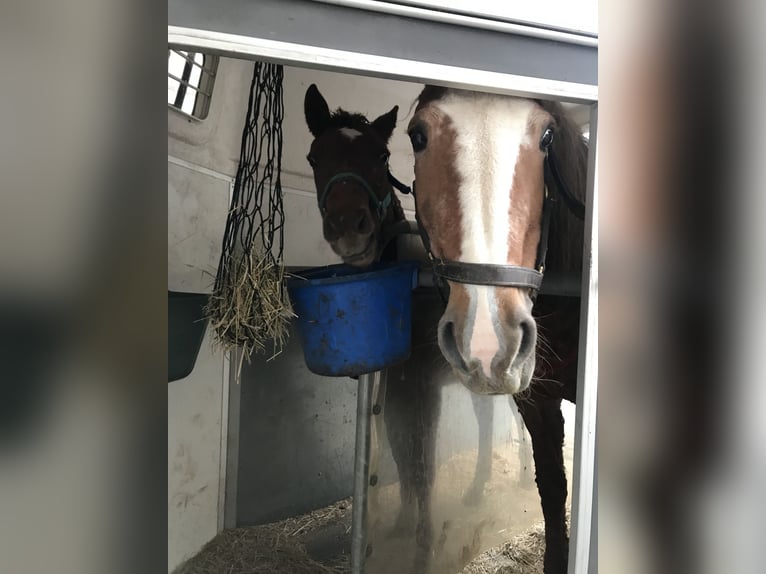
320;172;392;220
544;149;585;220
388;171;412;195
407;180;546;292
433;261;543;289
534;184;556;273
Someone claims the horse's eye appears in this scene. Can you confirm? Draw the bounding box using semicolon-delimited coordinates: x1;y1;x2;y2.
306;154;318;168
539;126;554;151
408;127;428;153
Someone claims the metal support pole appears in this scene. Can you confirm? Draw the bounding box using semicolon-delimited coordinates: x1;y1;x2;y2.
223;346;242;529
351;371;378;573
567;103;598;574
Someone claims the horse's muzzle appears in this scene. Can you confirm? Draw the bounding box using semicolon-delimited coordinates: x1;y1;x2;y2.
437;304;536;395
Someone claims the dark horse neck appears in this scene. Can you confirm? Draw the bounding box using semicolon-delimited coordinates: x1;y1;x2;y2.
532;195;585;404
530;118;587;404
378;187;408;262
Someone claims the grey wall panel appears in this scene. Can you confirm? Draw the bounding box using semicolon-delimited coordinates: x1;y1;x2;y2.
169;0;596;87
236;324;358;525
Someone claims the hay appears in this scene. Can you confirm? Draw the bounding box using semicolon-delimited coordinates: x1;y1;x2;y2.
461;514;571;574
206;250;295;377
207;62;290;375
175;495;564;574
460;521;546;574
274;498;352;539
174;498;352;574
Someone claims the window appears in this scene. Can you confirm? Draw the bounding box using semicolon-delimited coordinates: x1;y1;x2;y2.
168;49;218;119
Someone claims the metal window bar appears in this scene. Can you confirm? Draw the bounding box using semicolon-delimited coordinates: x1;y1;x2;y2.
169;48;218;76
168;71;213;98
172;56;194;108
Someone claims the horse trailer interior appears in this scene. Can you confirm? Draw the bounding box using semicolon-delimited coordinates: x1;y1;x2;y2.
168;2;597;573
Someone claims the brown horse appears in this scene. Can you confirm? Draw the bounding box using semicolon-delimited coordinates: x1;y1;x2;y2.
304;84;535;572
407;86;587;573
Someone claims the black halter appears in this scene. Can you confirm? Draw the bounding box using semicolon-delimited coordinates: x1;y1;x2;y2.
392;127;585;292
319;171;393;220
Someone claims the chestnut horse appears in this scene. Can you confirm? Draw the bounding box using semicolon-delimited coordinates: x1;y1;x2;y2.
304;84;540;572
407;86;587;573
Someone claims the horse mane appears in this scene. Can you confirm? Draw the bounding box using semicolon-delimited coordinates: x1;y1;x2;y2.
536;100;588;274
415;85;448;111
326;109;372;133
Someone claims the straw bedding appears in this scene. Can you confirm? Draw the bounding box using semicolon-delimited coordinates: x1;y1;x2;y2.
173;499;352;574
460;520;547;574
462;512;573;574
174;499;560;574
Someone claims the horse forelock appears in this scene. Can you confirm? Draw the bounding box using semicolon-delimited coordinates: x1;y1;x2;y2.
313;108;394;157
320;109;386;145
327;109;370;130
415;85;449;111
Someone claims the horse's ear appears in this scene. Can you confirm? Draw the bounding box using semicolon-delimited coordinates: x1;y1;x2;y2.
304;84;331;137
371;105;399;142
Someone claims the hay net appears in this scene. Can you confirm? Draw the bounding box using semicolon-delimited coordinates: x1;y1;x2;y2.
207;61;293;364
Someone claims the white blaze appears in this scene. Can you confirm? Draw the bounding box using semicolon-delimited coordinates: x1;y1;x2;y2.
435;93;535;376
472;285;497;376
338;127;362;140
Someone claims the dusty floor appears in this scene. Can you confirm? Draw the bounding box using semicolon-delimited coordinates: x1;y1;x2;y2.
174;445;566;574
365;446;551;574
174;502;550;574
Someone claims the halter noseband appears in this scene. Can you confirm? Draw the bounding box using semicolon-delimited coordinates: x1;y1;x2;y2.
318;172;393;220
396;127;585;292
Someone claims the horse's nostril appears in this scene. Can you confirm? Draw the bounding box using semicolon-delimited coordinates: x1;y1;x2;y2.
323;216;342;240
518;318;536;359
438;320;468;372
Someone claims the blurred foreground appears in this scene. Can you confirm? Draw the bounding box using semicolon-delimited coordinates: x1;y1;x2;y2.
0;1;764;572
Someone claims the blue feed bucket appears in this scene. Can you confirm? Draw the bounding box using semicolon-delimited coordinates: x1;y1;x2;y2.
286;262;419;377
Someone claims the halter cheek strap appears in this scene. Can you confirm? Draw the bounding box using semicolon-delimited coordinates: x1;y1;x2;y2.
319;172;392;220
